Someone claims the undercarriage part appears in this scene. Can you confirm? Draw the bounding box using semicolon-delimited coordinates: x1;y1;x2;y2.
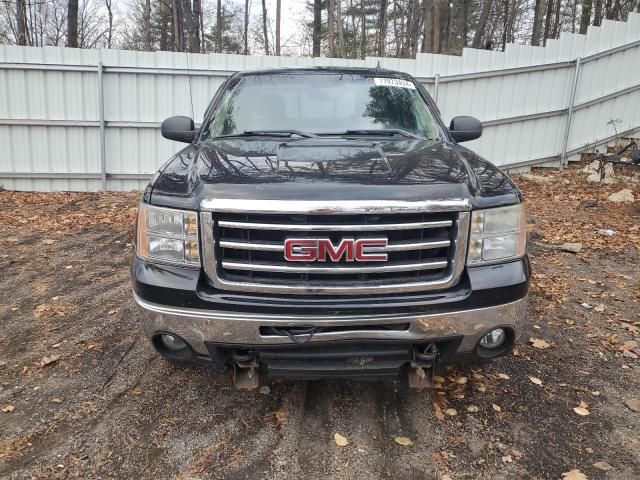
233;356;260;390
407;364;434;390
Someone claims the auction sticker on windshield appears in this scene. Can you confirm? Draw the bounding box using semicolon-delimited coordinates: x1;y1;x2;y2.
373;77;416;89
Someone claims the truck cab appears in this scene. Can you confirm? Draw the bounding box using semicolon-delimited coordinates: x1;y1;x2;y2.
132;67;529;389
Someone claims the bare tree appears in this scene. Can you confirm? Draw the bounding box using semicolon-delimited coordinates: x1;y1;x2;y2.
105;0;113;47
275;0;280;55
328;0;335;57
531;0;546;45
216;0;222;52
336;0;344;56
472;0;493;48
261;0;268;54
377;0;387;56
244;0;249;54
593;0;603;24
16;0;27;45
312;0;320;57
142;0;151;50
579;0;592;33
67;0;78;47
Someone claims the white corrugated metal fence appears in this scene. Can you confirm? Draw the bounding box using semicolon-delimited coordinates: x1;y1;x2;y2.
1;13;640;191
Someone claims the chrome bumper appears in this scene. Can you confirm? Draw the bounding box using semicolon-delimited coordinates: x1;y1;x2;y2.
134;294;528;356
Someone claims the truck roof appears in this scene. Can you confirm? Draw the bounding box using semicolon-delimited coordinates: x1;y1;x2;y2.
233;66;416;80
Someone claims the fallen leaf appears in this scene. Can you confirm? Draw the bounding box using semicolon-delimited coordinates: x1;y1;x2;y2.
51;398;63;404
2;405;15;413
333;433;349;447
585;448;594;454
498;373;510;380
625;398;640;413
476;385;487;393
530;338;551;349
456;376;468;385
466;405;479;413
394;436;413;446
274;409;287;425
561;469;587;480
529;376;543;385
433;375;446;383
492;404;502;413
573;406;590;416
592;461;613;471
445;408;458;417
440;476;453;480
39;355;60;368
594;304;605;313
502;455;512;463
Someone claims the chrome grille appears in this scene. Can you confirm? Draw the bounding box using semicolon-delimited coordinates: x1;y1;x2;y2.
200;200;470;295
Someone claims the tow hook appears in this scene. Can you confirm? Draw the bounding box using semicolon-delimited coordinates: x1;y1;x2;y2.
233;353;260;390
407;343;439;390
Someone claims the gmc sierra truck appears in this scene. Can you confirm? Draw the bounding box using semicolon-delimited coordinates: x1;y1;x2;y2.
132;67;530;389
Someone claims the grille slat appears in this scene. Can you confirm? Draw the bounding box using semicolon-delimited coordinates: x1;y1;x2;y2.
201;207;470;295
221;259;448;274
219;239;451;252
218;219;453;231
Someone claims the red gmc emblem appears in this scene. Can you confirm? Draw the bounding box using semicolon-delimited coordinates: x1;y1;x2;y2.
284;238;388;262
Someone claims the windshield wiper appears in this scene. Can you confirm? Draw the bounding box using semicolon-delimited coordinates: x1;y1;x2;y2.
337;129;424;139
211;130;318;140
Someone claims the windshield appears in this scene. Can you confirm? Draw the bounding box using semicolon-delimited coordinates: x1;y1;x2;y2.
202;73;441;140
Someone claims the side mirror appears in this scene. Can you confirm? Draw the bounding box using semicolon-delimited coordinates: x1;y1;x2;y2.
161;116;195;143
449;115;482;142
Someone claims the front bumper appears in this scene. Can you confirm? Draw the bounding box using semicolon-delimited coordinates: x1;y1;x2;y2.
134;293;527;358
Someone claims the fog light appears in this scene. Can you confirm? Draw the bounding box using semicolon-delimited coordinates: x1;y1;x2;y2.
160;333;187;351
479;328;506;349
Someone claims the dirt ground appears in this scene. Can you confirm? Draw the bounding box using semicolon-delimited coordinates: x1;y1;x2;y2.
0;162;639;480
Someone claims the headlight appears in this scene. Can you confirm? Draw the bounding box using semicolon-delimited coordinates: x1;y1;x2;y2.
467;204;526;265
136;204;200;266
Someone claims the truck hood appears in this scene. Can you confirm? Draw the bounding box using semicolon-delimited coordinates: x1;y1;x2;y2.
149;137;522;210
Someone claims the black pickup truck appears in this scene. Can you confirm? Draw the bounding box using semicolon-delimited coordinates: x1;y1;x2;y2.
132;67;529;389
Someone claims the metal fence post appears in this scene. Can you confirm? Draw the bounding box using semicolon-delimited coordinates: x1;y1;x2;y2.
97;61;107;190
433;73;440;104
560;57;581;170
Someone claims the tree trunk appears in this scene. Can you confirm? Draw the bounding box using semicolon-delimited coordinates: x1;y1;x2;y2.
261;0;269;55
360;0;366;59
312;0;321;57
579;0;592;33
16;0;27;45
67;0;78;47
531;0;546;45
244;0;249;54
472;0;493;48
144;0;152;50
593;0;603;25
193;0;202;52
106;0;113;48
216;0;222;52
181;0;198;52
552;0;561;38
543;0;553;43
422;0;434;53
433;0;441;53
336;0;345;56
328;0;335;57
173;0;184;51
275;0;281;55
501;0;508;51
376;0;387;56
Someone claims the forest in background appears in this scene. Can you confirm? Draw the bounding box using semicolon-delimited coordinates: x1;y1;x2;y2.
1;0;640;58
